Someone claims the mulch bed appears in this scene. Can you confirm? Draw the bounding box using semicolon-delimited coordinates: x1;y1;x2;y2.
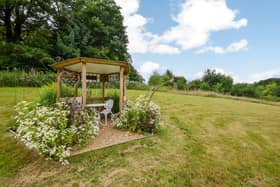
71;123;150;156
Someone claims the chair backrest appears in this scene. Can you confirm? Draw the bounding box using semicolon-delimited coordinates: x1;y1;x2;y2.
104;99;114;112
68;97;82;109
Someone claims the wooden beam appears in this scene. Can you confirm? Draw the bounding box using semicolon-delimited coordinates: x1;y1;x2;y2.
61;67;81;75
56;69;63;102
50;57;130;75
50;57;128;68
82;62;87;109
50;58;81;69
119;66;124;112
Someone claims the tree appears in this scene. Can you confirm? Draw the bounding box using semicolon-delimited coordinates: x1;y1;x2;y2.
188;79;202;90
273;86;280;97
175;76;187;90
231;83;258;98
0;0;130;70
202;69;233;93
0;39;54;71
128;64;144;83
165;69;174;79
162;69;174;87
200;82;210;91
257;78;280;86
0;0;72;70
148;72;164;86
72;0;129;61
0;0;57;43
56;29;80;59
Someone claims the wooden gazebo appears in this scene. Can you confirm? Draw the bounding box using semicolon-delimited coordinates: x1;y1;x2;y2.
50;57;129;112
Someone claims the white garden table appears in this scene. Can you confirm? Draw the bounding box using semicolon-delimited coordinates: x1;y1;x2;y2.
86;103;106;108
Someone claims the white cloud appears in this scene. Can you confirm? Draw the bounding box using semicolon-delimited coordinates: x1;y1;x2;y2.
149;44;181;54
212;67;233;76
115;0;248;55
249;69;280;83
197;39;248;54
226;39;248;52
194;71;204;79
138;61;161;81
114;0;180;54
114;0;140;17
161;0;248;50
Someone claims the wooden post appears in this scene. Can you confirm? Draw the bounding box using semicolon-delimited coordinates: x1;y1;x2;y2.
102;81;105;102
119;67;124;112
124;74;126;105
74;74;80;97
74;82;78;97
82;62;87;109
56;69;63;102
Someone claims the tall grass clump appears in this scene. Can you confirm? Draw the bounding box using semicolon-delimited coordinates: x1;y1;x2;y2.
38;83;73;106
0;71;56;87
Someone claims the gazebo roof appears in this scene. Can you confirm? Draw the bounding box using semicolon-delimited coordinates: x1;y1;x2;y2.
50;57;129;75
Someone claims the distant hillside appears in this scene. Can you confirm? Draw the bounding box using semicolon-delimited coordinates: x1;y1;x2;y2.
256;78;280;86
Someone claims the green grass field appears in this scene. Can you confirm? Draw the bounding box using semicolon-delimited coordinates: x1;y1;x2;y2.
0;87;280;186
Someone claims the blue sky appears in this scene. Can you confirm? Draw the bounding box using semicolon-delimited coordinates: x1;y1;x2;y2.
115;0;280;83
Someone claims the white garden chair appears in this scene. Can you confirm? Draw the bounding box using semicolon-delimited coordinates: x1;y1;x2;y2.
100;99;114;126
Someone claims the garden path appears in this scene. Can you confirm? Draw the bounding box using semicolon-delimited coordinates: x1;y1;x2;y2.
71;122;148;156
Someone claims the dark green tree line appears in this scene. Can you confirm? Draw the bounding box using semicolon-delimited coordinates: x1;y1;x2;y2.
0;0;130;71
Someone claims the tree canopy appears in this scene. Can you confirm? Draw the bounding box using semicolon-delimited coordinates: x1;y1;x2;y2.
0;0;130;71
201;69;233;93
128;64;144;83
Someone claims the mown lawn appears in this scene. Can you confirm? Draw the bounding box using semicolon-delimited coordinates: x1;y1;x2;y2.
0;87;280;186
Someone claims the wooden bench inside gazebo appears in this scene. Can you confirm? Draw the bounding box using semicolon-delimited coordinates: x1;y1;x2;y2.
50;57;129;112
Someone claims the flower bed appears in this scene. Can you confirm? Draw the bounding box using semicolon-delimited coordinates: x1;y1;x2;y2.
14;101;99;164
114;95;161;133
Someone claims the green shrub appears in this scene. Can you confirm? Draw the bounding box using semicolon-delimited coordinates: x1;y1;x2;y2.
39;83;73;106
14;101;99;164
114;95;160;133
106;90;120;113
0;71;56;87
71;109;100;145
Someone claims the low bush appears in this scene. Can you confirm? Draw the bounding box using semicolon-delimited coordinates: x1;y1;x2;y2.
114;95;160;133
14;101;99;164
71;109;99;145
0;71;56;87
38;83;73;106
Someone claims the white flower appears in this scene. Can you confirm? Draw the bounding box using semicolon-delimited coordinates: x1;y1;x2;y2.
14;101;100;164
